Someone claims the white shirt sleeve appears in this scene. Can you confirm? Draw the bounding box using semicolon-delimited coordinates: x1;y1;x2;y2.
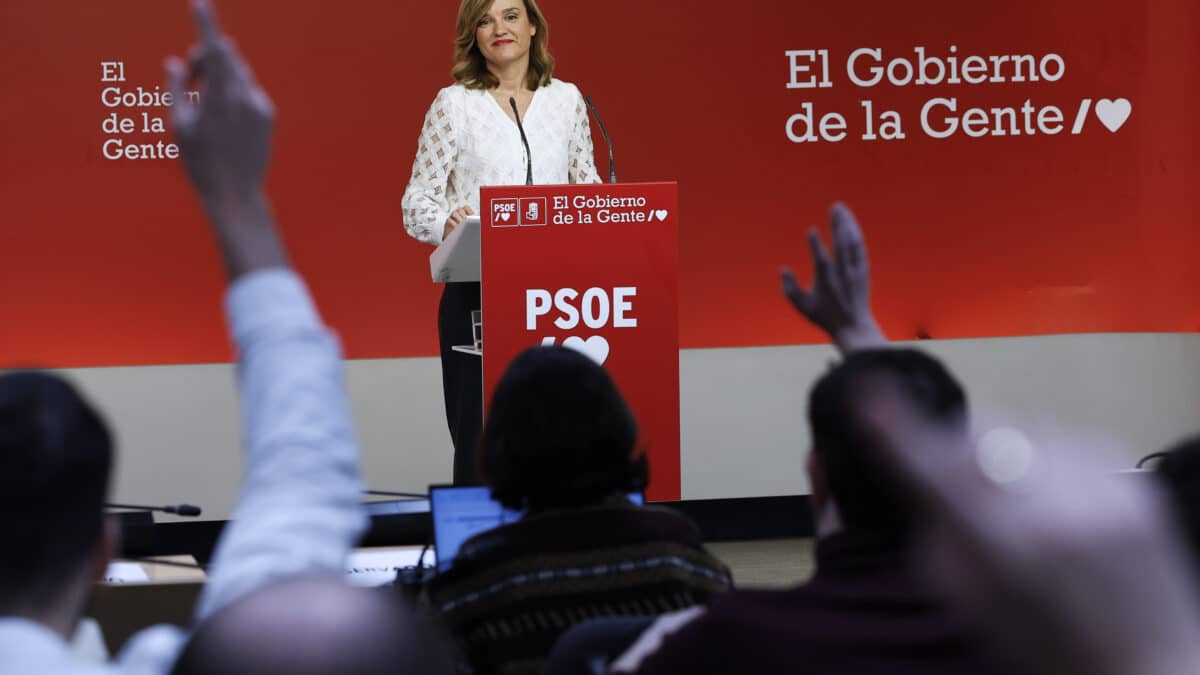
609;607;707;674
107;269;368;674
402;87;463;246
566;85;602;185
113;625;186;675
191;268;369;621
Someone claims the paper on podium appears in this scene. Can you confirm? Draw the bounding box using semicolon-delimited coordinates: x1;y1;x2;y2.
430;215;481;283
103;562;150;584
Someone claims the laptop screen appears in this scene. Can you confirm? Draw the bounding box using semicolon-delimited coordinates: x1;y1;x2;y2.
429;485;645;569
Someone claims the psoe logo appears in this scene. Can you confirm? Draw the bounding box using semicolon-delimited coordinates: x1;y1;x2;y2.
490;199;518;227
519;197;547;226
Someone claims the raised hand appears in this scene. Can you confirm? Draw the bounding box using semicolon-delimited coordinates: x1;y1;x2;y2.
781;202;884;353
165;0;285;279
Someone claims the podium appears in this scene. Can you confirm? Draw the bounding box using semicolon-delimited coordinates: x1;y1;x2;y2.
429;183;681;501
430;215;482;284
431;215;484;356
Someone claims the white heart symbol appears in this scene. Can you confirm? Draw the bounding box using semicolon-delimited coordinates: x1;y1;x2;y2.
1095;98;1132;133
498;212;511;223
562;335;610;365
655;210;669;222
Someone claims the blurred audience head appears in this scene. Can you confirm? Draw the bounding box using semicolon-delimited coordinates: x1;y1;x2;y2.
0;371;114;621
807;348;967;540
172;577;456;675
479;346;646;512
1153;435;1200;565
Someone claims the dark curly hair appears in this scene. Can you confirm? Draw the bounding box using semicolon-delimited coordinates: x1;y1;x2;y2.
809;348;967;539
478;346;647;511
0;371;112;613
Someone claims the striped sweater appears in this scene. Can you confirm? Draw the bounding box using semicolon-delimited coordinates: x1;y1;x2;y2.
427;501;732;675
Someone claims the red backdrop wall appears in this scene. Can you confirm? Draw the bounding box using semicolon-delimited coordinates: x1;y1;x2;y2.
1;0;1196;367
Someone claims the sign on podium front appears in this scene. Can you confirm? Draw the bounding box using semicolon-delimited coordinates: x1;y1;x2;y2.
480;182;680;501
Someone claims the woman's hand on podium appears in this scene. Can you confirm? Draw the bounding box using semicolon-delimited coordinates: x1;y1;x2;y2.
781;201;885;354
444;206;476;241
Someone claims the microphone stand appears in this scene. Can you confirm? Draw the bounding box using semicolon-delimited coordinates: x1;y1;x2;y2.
363;490;428;500
105;503;202;517
584;94;617;184
509;97;534;185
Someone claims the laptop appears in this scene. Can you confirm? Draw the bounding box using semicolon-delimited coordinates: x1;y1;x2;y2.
428;484;645;570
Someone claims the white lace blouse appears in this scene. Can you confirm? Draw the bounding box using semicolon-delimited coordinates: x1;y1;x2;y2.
401;79;602;245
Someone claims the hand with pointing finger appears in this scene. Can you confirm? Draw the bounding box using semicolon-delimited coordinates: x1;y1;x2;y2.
165;0;285;279
166;0;274;206
781;202;885;353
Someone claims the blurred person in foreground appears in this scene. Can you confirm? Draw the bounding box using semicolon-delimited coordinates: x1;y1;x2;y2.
0;372;121;675
610;205;1005;675
1151;435;1200;570
0;1;446;673
170;578;453;675
427;345;731;675
160;2;453;674
856;372;1200;675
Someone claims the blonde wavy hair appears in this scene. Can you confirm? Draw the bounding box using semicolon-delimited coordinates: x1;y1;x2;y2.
452;0;554;90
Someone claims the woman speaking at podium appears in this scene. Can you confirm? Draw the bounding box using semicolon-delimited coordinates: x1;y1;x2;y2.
402;0;601;483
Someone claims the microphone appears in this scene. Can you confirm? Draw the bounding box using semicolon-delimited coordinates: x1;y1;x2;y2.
124;556;205;570
509;97;533;186
363;490;428;500
584;95;617;184
106;503;202;517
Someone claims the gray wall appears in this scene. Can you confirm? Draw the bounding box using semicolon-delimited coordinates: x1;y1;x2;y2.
57;333;1200;521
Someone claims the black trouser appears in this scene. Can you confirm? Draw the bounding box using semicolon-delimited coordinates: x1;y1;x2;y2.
438;281;483;484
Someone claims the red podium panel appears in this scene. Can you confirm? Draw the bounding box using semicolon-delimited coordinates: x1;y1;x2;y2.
480;182;680;501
